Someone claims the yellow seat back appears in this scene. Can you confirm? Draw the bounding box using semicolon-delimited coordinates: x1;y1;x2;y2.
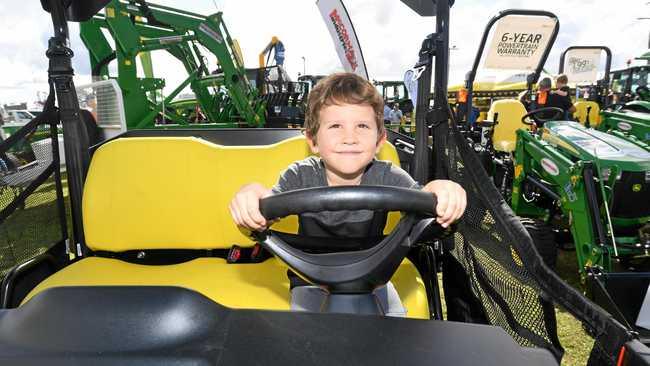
83;135;401;252
487;99;529;152
574;101;601;127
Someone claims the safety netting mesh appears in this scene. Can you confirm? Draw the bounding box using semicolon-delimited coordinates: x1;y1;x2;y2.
434;114;634;365
0;95;67;278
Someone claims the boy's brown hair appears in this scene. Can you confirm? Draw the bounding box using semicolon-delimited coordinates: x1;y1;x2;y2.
556;74;568;85
304;72;385;141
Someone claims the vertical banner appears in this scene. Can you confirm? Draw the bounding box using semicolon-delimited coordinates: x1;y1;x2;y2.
484;16;557;71
317;0;369;80
403;69;419;108
564;49;601;84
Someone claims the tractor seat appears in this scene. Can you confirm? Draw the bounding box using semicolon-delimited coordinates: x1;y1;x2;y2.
23;135;429;319
487;99;529;153
574;101;600;127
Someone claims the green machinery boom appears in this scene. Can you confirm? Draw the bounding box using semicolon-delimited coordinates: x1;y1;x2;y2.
80;0;266;128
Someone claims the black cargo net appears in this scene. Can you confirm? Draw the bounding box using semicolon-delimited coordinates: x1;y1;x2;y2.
434;114;634;365
0;93;67;278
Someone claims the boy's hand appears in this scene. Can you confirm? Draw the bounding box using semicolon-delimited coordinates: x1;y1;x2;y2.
422;180;467;228
229;183;273;231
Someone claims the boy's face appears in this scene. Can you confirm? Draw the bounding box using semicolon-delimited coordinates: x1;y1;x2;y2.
308;103;385;181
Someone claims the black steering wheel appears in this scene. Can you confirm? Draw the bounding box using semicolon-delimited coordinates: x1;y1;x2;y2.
521;107;564;125
253;186;438;294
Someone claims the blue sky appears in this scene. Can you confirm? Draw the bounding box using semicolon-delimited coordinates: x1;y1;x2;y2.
0;0;648;105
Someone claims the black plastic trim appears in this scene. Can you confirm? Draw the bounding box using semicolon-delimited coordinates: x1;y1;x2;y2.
0;286;558;366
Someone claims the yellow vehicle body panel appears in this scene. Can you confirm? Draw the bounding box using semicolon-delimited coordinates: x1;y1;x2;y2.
24;257;429;319
487;99;529;152
83;136;400;252
574;101;601;127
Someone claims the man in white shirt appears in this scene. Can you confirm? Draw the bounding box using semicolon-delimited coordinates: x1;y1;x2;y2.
389;103;403;124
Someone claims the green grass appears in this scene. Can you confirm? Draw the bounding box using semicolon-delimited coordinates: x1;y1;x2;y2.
555;249;594;366
0;174;70;276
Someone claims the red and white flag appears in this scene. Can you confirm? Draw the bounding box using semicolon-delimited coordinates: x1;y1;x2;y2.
317;0;369;80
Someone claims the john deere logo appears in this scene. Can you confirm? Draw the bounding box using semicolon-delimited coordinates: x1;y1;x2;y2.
618;122;632;131
633;184;642;192
541;158;559;176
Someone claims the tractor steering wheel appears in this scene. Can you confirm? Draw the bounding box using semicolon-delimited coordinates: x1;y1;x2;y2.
521;107;564;125
252;186;439;294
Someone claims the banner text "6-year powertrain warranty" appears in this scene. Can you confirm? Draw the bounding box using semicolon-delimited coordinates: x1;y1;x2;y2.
496;33;543;57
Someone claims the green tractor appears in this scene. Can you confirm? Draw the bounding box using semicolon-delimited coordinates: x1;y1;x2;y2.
374;80;415;133
79;0;307;131
510;119;650;271
462;10;650;273
374;80;414;115
461;9;650;341
599;63;650;143
558;47;650;144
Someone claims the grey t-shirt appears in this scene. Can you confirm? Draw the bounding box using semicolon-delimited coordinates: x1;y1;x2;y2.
272;156;419;239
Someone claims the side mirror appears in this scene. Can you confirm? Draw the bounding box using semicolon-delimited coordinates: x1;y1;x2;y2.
40;0;111;22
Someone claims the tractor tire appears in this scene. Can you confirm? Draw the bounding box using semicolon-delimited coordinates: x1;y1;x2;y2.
520;218;557;270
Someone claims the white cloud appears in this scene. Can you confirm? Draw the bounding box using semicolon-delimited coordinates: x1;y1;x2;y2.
0;0;648;105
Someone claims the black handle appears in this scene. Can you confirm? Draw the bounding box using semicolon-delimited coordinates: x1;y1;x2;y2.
259;186;437;220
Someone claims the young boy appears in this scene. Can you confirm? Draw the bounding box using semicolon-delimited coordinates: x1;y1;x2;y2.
549;74;576;119
551;74;571;98
229;73;466;238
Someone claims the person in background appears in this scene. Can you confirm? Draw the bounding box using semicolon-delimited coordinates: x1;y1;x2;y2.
534;77;575;123
551;74;570;97
389;103;403;125
550;74;575;120
383;101;392;125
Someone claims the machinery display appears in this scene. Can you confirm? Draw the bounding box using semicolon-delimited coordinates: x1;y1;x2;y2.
374;80;414;133
252;36;306;127
459;9;650;346
374;80;414;114
557;46;650;144
599;63;650;143
510;120;650;271
80;0;306;129
462;10;650;272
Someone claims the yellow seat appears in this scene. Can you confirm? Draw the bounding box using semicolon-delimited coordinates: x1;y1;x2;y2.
23;257;428;318
25;135;429;318
487;99;529;153
574;101;601;127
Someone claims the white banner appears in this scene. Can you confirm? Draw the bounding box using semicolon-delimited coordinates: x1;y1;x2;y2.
484;16;557;71
317;0;369;80
403;69;419;108
563;49;601;84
